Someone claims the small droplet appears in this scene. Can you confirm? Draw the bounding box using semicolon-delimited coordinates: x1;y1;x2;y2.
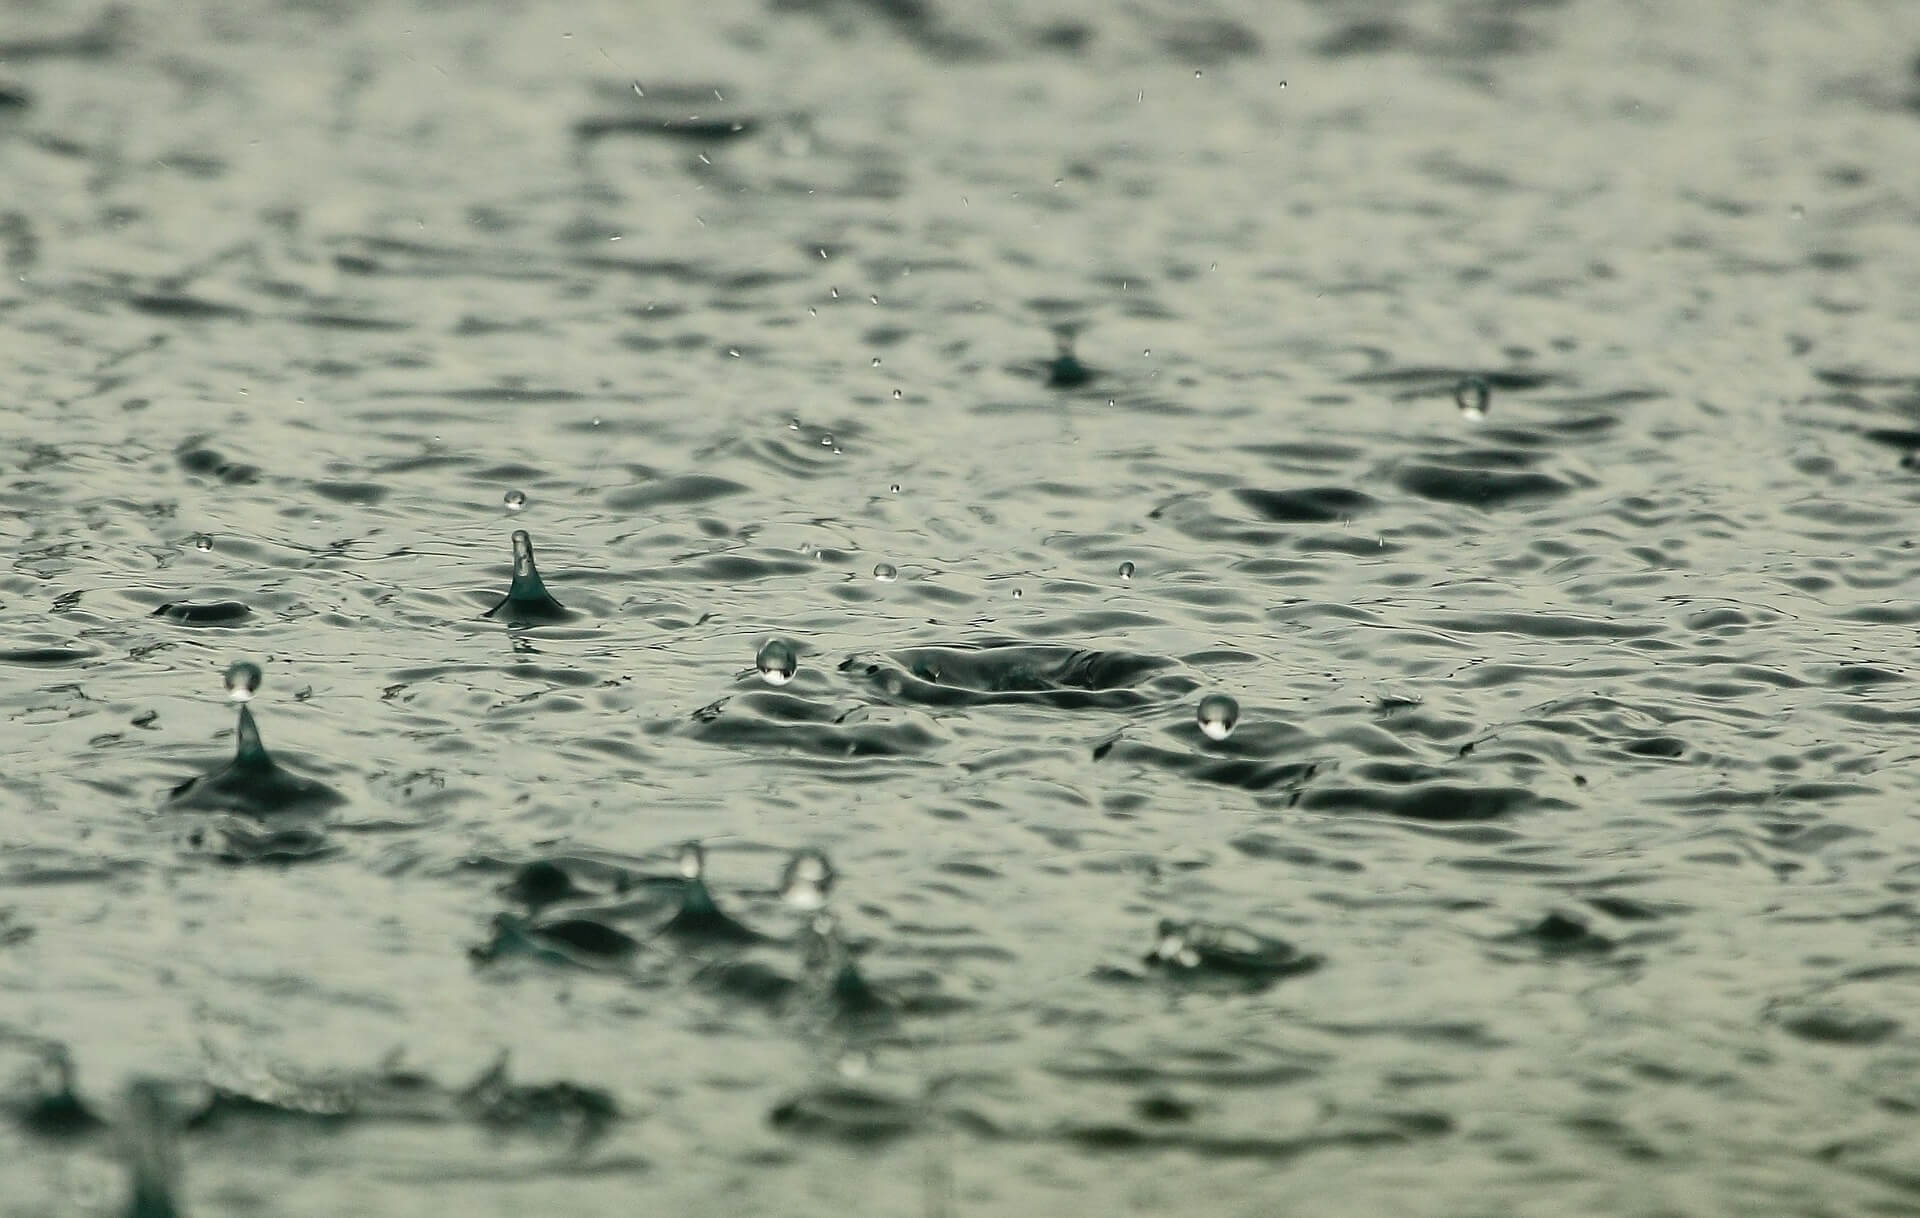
1790;203;1805;220
1118;561;1135;580
892;388;902;399
820;433;834;447
870;357;881;368
677;840;706;880
1194;69;1203;78
868;295;879;305
781;849;835;910
830;286;840;298
1196;693;1239;742
1454;376;1491;421
888;483;901;494
1011;587;1023;598
192;534;213;552
503;489;527;512
224;661;262;703
756;638;799;686
873;563;897;582
788;418;801;431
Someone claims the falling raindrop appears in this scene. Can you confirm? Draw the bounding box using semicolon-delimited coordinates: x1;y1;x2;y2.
892;388;902;399
503;489;528;513
781;849;836;910
223;661;262;703
1196;693;1239;741
889;483;901;494
1118;561;1135;580
756;638;799;686
677;840;706;880
192;534;213;552
872;563;898;582
1454;376;1491;421
870;357;881;368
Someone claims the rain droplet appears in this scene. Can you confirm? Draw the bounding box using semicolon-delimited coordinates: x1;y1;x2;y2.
868;295;879;305
888;483;901;494
1194;69;1203;78
1454;376;1491;421
788;418;801;430
820;433;834;447
192;534;213;552
870;357;881;368
503;489;527;512
781;849;835;910
756;638;799;686
677;840;706;880
224;661;262;703
1011;587;1023;598
1196;693;1239;741
872;563;897;582
892;388;902;399
1118;561;1135;580
830;287;840;298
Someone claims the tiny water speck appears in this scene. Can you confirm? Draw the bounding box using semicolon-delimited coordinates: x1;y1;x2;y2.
755;638;799;686
873;563;898;582
889;483;901;494
224;661;263;703
1197;693;1239;741
192;534;213;552
1455;376;1491;421
1118;561;1135;580
503;489;527;512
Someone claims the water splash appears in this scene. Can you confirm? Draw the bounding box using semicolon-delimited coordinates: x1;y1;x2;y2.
1045;324;1094;388
1143;918;1322;986
872;562;898;583
120;1079;183;1218
484;530;572;624
167;666;343;817
503;489;528;512
659;841;763;944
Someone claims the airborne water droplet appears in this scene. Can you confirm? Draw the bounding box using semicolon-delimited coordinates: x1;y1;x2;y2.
1196;693;1239;741
870;357;881;368
781;849;836;910
1118;561;1135;580
892;388;902;399
192;534;213;552
1454;376;1491;421
224;661;262;703
872;563;898;582
889;483;901;494
756;638;799;686
677;840;706;880
503;489;527;512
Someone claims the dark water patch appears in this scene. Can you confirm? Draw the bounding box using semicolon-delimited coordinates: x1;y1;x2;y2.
152;600;252;626
1621;735;1686;759
575;114;757;142
1499;911;1616;955
189;818;337;864
1421;611;1662;642
1314;19;1414;58
1301;781;1550;822
683;696;942;760
459;1056;618;1146
1101;737;1320;795
167;705;344;818
0;643;95;665
174;440;260;485
1232;486;1375;523
1140;919;1323;990
1827;664;1902;687
606;473;749;511
8;1052;106;1138
471;912;642;970
292;312;412;332
768;1085;917;1144
128;294;250;321
842;642;1179;711
1158;17;1262;63
0;9;122;61
310;480;389;505
1395;462;1572;508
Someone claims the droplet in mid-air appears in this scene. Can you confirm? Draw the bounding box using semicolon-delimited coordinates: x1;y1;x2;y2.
888;483;901;494
676;840;706;880
756;638;799;686
1454;376;1491;421
781;848;835;911
192;533;213;552
1196;693;1240;742
484;530;572;624
872;563;897;582
503;489;527;512
223;661;262;703
1118;561;1135;580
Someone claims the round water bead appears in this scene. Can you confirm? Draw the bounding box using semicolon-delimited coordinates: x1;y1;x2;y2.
192;533;214;552
503;489;528;512
781;849;836;911
1118;561;1135;580
872;563;898;582
224;661;263;703
756;638;799;686
1196;693;1239;741
677;840;706;880
1454;376;1491;421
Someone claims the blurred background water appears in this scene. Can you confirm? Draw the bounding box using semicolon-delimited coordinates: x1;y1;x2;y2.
5;0;1920;1214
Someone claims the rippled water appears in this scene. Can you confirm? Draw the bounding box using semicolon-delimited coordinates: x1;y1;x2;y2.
6;1;1920;1214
